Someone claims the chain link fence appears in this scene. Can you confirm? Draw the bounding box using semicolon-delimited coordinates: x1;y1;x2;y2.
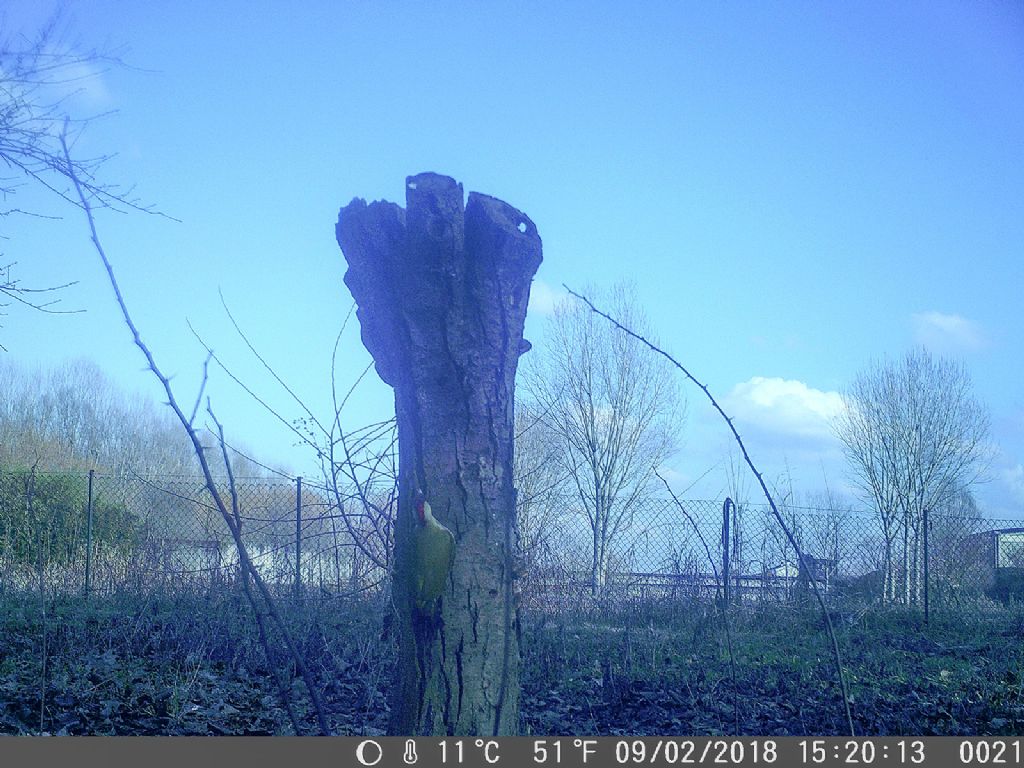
521;495;1024;614
2;469;1022;614
0;469;390;599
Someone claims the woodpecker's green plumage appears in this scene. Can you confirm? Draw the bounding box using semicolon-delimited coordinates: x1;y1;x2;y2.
412;495;455;611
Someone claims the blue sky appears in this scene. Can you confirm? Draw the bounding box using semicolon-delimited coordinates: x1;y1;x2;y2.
3;1;1023;516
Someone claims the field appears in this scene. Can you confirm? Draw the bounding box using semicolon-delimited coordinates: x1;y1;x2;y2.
1;590;1021;736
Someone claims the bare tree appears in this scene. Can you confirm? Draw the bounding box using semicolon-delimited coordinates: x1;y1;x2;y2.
1;14;159;346
525;285;683;596
928;486;987;604
0;357;195;473
802;492;851;582
834;347;990;605
513;399;571;577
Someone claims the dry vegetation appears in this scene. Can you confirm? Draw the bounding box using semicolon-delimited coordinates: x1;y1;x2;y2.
1;590;1021;736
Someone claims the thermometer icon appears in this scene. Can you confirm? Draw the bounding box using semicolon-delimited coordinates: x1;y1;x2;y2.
403;739;418;764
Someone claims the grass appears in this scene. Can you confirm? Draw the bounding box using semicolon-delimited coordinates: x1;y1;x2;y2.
0;590;1021;735
520;600;1024;735
0;588;389;735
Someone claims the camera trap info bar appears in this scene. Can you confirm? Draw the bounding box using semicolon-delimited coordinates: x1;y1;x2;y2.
0;737;1020;768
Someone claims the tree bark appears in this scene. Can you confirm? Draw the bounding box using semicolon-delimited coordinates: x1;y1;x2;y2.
336;173;542;736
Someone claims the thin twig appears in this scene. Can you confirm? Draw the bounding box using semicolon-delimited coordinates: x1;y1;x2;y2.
188;350;213;427
218;288;330;438
187;320;321;455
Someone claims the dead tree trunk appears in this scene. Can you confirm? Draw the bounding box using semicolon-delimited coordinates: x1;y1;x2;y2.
336;172;542;736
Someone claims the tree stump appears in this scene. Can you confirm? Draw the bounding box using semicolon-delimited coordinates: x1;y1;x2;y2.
336;172;542;736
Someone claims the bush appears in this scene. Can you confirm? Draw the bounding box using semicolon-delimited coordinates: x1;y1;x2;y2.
0;468;139;568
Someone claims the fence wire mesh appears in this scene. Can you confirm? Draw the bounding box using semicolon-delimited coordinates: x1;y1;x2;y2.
1;469;1021;613
520;496;1024;613
0;469;390;599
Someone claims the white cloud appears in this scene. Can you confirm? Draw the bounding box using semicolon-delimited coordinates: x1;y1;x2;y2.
26;43;116;113
527;278;567;317
912;311;987;354
723;376;844;441
60;60;113;109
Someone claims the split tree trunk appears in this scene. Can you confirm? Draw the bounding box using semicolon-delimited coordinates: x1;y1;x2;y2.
336;172;542;736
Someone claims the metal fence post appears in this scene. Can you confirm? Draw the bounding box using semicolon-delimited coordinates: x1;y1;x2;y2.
923;507;930;625
295;476;302;601
84;469;94;599
722;497;732;605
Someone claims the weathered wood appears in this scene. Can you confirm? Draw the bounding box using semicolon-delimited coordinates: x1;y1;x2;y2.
336;172;542;735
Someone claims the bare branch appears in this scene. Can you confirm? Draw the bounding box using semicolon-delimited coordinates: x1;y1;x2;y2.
564;283;855;737
1;14;181;347
188;350;213;427
60;126;331;735
0;18;170;218
187;320;321;455
218;288;330;437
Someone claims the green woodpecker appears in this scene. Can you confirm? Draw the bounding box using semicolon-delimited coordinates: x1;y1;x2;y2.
412;491;455;611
